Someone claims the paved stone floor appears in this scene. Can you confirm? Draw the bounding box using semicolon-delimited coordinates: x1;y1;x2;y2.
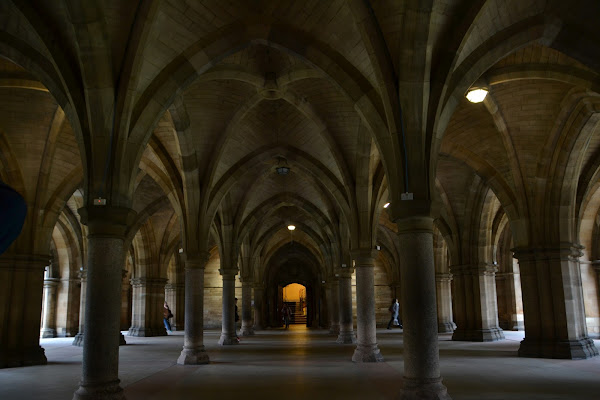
1;326;599;399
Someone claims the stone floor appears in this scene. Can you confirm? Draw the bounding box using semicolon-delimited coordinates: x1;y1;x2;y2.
1;326;599;399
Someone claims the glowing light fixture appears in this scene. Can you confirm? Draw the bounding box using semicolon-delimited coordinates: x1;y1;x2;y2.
287;224;296;231
466;88;488;103
383;202;390;208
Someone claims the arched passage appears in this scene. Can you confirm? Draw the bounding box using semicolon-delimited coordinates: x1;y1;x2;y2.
265;243;324;328
282;283;307;325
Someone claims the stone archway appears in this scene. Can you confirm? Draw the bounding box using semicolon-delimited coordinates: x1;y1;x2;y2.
265;243;323;328
282;283;307;325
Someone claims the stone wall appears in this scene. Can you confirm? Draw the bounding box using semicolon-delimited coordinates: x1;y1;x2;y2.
581;262;600;337
203;252;243;329
349;260;393;328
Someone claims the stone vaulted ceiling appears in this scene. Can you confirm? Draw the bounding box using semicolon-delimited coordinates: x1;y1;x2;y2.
1;0;600;279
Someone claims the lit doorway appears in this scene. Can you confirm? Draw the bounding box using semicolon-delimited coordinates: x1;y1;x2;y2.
282;283;307;325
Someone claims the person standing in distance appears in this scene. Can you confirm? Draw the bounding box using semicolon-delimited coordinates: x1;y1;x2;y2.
387;299;400;329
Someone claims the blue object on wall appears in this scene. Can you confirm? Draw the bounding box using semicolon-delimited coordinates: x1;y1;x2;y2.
0;181;27;255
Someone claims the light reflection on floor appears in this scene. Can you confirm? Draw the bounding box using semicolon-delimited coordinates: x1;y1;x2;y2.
1;329;599;399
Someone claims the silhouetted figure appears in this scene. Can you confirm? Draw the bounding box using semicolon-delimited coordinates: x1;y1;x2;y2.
387;299;401;329
163;301;173;334
235;297;240;341
281;304;292;329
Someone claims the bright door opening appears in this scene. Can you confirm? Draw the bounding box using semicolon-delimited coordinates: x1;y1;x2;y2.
282;283;307;325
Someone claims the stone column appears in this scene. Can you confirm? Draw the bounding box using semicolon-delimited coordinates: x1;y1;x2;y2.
55;277;81;337
218;269;238;345
352;250;383;362
177;253;210;364
240;280;254;336
40;278;60;338
120;270;130;331
128;277;168;337
497;270;524;331
336;269;356;344
451;263;504;341
328;279;340;335
73;268;86;347
253;284;265;330
0;254;48;368
397;215;450;400
514;245;599;359
268;286;276;327
165;282;184;331
436;273;455;333
73;206;135;400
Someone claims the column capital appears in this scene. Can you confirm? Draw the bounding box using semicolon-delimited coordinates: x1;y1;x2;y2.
389;200;432;222
165;282;184;290
130;277;168;287
337;268;354;279
219;269;238;279
512;243;584;262
449;264;469;276
43;278;60;287
478;263;498;275
78;268;87;280
0;253;48;271
78;206;136;237
395;215;434;235
435;272;453;282
184;252;210;269
450;263;497;276
351;249;377;265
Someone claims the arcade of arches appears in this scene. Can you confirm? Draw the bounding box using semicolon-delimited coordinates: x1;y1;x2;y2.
1;1;600;399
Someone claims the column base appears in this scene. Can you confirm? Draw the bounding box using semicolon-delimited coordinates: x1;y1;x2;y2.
329;324;340;335
336;331;356;344
72;333;84;347
518;336;599;359
452;327;504;342
41;328;57;338
73;380;124;400
177;347;210;365
218;333;239;345
0;345;47;368
240;326;255;336
437;322;455;333
400;377;451;400
127;327;167;337
352;344;384;362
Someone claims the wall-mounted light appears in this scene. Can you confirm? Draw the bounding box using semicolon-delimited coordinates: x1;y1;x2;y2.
383;202;390;208
178;248;184;253
466;88;488;103
287;225;296;231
